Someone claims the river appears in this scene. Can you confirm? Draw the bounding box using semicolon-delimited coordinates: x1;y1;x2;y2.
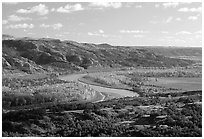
59;73;138;102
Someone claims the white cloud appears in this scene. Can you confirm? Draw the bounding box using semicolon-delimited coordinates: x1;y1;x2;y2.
40;23;50;28
88;32;95;36
135;5;142;8
155;4;160;8
165;16;173;23
40;23;63;30
125;3;135;8
163;2;179;8
150;20;158;24
193;31;202;39
188;16;198;20
99;29;104;33
194;31;202;34
56;4;84;13
52;23;63;30
17;4;49;15
153;16;181;24
55;34;65;37
8;14;32;22
6;23;34;29
88;30;106;37
2;20;8;24
27;32;35;35
178;7;202;13
88;32;108;37
181;2;192;4
195;35;201;39
175;17;181;21
120;30;149;34
176;31;192;35
178;7;189;12
89;2;122;9
133;35;144;38
51;8;55;12
161;31;168;34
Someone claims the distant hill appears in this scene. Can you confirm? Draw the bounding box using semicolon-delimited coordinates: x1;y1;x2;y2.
136;46;202;60
2;35;194;74
2;34;15;40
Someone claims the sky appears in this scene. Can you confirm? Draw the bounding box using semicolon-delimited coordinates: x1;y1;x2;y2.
2;2;202;47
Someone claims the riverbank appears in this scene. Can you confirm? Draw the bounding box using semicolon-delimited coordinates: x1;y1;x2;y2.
59;73;139;103
78;77;132;91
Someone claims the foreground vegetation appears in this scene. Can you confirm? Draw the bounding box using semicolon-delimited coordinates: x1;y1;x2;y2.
2;90;202;137
2;74;97;108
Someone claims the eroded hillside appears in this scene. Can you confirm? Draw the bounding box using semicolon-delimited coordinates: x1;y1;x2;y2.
2;35;193;74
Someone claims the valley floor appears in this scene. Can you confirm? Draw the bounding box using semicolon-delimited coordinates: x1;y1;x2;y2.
2;65;202;137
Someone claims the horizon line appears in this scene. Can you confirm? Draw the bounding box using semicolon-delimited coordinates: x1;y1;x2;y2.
2;34;202;48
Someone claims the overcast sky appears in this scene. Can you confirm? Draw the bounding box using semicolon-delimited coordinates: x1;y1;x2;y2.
2;2;202;47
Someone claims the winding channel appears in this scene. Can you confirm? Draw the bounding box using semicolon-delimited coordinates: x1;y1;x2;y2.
59;73;139;102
